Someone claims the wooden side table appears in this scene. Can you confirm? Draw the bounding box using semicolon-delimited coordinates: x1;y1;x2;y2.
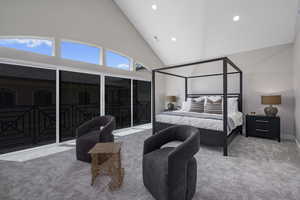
88;142;124;190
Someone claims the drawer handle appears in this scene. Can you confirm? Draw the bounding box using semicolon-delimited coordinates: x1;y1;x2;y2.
256;120;269;123
256;129;269;133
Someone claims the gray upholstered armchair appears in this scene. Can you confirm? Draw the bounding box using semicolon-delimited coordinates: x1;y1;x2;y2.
143;125;200;200
76;115;116;163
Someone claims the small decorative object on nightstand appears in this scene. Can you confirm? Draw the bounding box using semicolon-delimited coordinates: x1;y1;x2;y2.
246;115;280;142
166;96;177;110
261;95;281;117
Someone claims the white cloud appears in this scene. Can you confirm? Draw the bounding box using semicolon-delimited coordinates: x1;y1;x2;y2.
117;63;130;70
0;38;52;48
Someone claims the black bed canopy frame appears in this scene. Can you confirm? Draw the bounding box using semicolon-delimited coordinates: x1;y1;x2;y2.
152;57;243;156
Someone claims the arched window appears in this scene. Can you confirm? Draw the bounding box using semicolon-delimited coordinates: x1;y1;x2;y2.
60;40;101;65
34;90;52;105
78;91;90;105
0;88;16;107
105;50;131;71
0;37;54;56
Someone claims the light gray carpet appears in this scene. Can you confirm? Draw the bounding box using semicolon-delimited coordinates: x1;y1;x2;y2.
1;131;300;200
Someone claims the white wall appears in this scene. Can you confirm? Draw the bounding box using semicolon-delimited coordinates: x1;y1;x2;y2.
155;74;167;113
165;44;295;139
0;0;165;113
293;1;300;143
0;0;163;77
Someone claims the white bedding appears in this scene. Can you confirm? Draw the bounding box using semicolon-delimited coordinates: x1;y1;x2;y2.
156;111;243;134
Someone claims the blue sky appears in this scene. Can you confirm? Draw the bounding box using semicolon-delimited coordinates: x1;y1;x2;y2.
0;39;53;56
60;41;100;65
0;38;130;70
105;50;130;70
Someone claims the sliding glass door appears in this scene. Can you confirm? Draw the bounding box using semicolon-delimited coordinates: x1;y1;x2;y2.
133;80;151;126
105;76;131;129
0;63;56;154
0;62;151;154
59;71;100;141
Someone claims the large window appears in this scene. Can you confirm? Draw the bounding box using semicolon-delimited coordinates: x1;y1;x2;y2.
59;71;100;141
60;41;101;65
0;38;54;56
0;63;56;154
105;76;131;129
133;80;151;126
105;50;131;71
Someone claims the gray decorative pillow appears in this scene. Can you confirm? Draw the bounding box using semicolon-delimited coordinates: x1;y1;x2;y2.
189;99;205;113
204;99;223;114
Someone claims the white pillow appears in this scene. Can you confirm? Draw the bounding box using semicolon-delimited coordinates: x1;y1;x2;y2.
194;96;206;102
227;98;238;113
181;101;191;112
186;98;192;102
204;96;238;114
207;96;222;102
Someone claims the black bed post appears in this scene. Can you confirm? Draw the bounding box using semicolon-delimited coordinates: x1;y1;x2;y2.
185;77;188;101
240;71;243;113
223;59;228;156
239;71;243;135
152;70;156;135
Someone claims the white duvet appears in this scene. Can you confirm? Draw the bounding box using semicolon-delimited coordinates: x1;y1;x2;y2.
156;111;243;134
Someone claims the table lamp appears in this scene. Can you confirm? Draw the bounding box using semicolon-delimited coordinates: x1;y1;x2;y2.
166;96;177;110
261;95;281;117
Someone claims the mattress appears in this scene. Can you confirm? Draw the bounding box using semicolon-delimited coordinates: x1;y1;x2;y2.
156;111;243;134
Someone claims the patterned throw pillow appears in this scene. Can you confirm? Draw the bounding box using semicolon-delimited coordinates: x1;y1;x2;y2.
189;99;205;113
204;99;223;114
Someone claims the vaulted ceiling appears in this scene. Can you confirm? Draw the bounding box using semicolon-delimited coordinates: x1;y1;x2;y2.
114;0;298;66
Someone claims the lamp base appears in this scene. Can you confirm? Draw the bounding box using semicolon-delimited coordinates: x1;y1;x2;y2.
264;105;278;117
167;103;175;110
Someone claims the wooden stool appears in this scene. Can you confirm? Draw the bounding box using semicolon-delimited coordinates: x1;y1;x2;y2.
88;142;124;190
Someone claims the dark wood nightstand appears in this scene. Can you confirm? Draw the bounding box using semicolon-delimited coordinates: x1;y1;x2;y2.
246;115;280;142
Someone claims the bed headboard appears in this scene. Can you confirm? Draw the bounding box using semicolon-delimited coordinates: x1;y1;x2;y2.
186;93;243;112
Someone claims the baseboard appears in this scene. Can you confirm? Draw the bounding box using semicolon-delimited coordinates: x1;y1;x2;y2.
281;134;295;141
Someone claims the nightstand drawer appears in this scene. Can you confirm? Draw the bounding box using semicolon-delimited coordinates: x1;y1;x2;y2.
255;128;270;134
255;119;270;123
255;122;270;130
248;129;270;139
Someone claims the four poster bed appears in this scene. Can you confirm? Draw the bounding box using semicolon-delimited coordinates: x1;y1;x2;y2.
152;57;243;156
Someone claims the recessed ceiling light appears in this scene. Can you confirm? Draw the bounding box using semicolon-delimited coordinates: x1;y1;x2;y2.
171;37;177;42
152;4;157;10
233;15;240;22
153;36;159;42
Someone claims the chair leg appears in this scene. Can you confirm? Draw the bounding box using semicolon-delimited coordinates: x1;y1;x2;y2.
223;145;228;156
